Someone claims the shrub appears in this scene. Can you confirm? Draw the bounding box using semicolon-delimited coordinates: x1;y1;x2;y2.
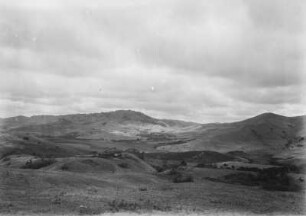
237;167;261;172
219;167;303;192
52;196;62;205
196;163;214;168
159;185;174;191
107;199;171;212
173;173;194;183
196;163;205;168
139;187;147;191
223;173;259;186
22;158;56;169
1;148;20;159
152;165;163;172
82;159;99;166
257;167;289;184
180;160;187;166
257;168;302;192
167;168;180;176
2;157;10;162
61;164;69;171
284;164;304;174
118;162;129;169
108;199;141;212
124;148;144;160
139;152;144;160
151;163;179;173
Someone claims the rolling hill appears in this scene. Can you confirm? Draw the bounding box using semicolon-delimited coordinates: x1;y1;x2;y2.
0;110;200;139
156;112;306;168
158;113;305;152
1;111;305;150
0;110;305;165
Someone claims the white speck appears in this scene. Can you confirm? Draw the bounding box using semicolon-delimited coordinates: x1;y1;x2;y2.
32;37;37;42
151;86;155;91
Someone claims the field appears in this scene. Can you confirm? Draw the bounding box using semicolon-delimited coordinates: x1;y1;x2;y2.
1;165;305;215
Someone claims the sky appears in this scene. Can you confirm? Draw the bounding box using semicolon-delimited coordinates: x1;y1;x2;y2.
0;0;305;123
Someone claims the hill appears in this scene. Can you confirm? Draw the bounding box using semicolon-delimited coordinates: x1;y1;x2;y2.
0;110;199;139
158;112;305;150
0;111;305;166
157;113;306;167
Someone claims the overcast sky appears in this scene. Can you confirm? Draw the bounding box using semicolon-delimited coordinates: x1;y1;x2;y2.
0;0;305;123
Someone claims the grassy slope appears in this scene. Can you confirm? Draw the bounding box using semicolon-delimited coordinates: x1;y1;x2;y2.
157;114;306;164
0;166;305;215
1;134;305;214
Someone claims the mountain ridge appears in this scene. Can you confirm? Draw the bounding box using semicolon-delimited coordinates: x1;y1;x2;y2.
1;110;305;126
0;109;305;170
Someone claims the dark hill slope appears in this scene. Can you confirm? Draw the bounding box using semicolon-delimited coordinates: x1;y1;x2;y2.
158;113;306;154
0;115;59;130
145;151;234;164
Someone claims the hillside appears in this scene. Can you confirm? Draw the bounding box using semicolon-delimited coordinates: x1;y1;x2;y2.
0;110;199;139
1;111;305;152
158;113;305;150
157;113;306;167
0;111;305;165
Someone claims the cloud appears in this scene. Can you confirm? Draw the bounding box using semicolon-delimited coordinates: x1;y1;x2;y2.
135;1;304;88
0;0;305;122
245;0;304;33
229;86;303;105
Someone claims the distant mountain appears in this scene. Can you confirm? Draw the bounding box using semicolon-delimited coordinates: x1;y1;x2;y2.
61;110;159;125
157;113;306;157
1;111;304;154
1;110;305;168
0;115;60;130
235;112;290;126
0;110;199;139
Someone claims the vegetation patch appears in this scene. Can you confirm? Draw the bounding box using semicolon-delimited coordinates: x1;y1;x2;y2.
21;158;56;169
118;162;129;169
236;167;262;172
206;167;303;192
257;167;302;192
1;148;22;159
61;164;70;171
1;142;72;159
81;159;99;167
107;199;171;212
172;173;194;183
2;157;10;162
222;173;260;186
